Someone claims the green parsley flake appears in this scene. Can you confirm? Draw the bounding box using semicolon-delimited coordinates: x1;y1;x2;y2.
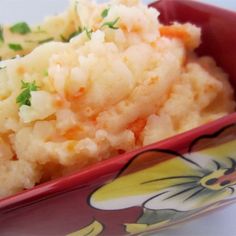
101;8;110;18
60;34;67;42
16;81;38;107
10;22;31;35
62;27;83;42
8;43;23;51
0;25;4;43
38;37;54;44
84;27;92;40
101;17;120;30
61;27;92;42
67;27;83;41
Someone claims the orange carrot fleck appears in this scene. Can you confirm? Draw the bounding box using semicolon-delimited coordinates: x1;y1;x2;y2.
159;25;192;49
67;141;77;152
128;118;147;139
66;87;86;101
54;96;64;108
63;126;81;139
16;66;25;75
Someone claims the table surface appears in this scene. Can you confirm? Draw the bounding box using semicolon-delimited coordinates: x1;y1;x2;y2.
0;1;236;236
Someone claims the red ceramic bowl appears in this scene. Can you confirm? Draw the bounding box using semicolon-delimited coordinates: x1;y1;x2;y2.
0;1;236;235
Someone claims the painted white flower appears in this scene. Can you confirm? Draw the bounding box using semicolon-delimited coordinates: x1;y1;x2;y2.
90;126;236;213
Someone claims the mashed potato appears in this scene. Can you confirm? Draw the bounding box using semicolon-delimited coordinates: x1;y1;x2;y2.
0;0;235;198
0;1;79;60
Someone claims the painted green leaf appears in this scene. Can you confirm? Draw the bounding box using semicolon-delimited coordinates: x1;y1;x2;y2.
67;220;103;236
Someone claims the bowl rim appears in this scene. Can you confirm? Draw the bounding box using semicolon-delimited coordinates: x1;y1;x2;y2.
153;0;236;14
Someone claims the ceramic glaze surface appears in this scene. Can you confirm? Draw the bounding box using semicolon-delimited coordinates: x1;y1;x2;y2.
68;124;236;235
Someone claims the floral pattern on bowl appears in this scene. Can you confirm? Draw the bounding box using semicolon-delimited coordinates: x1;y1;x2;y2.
69;124;236;235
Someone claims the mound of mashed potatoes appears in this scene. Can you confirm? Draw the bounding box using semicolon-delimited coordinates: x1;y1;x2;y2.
0;0;235;198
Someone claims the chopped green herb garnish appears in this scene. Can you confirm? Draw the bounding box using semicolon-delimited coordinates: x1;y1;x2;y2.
61;27;92;42
10;22;31;35
38;37;54;44
68;27;83;40
84;27;92;40
60;34;67;42
101;8;110;18
25;37;53;44
0;25;4;43
16;81;38;107
8;43;23;51
61;27;83;42
101;17;120;30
